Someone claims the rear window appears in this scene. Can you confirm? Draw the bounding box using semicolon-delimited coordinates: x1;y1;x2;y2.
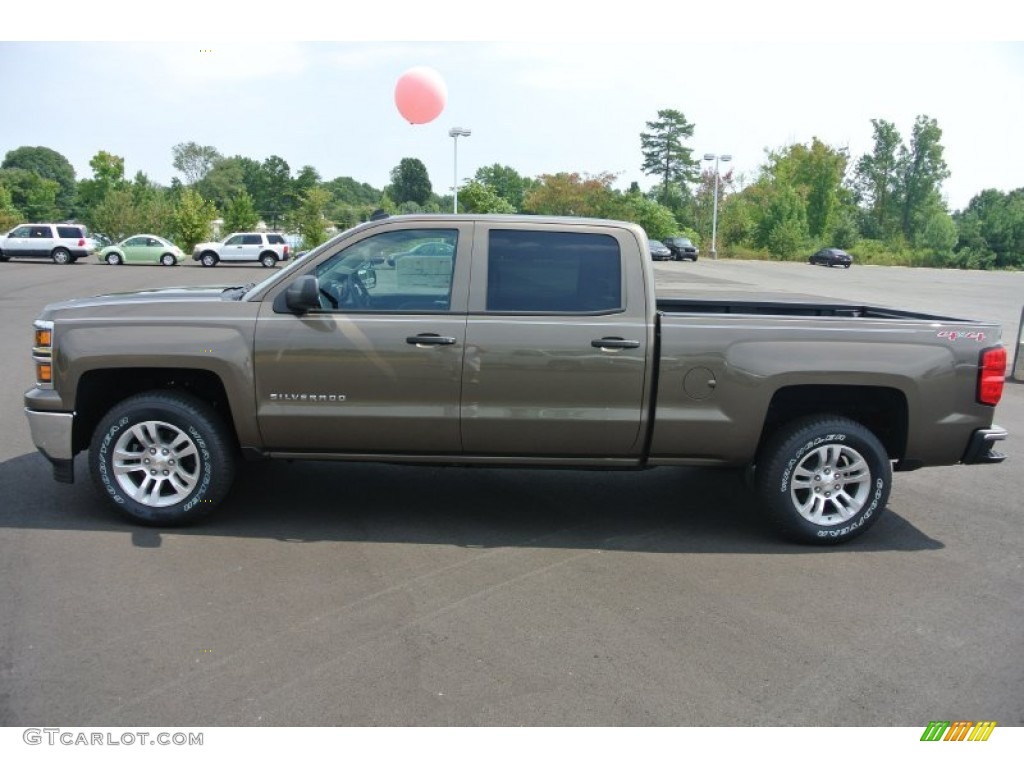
486;230;622;313
57;226;83;238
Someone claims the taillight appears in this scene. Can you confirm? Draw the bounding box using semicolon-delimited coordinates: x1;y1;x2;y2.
978;346;1006;406
78;239;85;246
284;245;289;256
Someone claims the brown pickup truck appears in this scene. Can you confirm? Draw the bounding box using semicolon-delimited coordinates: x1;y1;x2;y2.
24;214;1008;543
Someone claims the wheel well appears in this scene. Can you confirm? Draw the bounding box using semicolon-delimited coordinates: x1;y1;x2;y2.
757;385;908;462
260;250;277;260
201;250;219;259
72;368;238;454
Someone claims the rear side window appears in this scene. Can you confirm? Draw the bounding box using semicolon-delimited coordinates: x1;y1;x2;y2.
57;226;83;238
267;234;285;244
486;230;622;313
242;234;262;245
30;226;52;238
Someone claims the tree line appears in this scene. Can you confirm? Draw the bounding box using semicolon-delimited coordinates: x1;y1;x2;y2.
1;115;1020;267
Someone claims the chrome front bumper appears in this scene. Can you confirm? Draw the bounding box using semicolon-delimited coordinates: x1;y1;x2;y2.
25;408;76;482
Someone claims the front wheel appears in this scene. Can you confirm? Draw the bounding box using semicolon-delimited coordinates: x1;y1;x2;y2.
200;252;218;267
106;252;122;265
756;416;891;544
160;253;176;266
90;391;236;525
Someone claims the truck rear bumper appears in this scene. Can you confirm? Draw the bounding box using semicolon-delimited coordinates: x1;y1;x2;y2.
25;408;75;482
961;425;1008;465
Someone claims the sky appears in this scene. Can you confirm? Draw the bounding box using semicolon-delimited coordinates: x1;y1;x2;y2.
1;3;1022;213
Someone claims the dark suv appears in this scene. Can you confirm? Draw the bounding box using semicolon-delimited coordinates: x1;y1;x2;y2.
662;236;699;261
0;223;94;264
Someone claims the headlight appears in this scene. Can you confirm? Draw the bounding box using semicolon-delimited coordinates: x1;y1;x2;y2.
33;320;54;386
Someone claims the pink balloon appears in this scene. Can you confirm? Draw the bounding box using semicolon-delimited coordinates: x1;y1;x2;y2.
394;66;448;124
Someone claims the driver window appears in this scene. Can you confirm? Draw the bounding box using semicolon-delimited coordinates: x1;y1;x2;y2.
314;229;458;312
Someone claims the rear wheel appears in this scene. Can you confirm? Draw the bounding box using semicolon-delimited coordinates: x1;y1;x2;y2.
51;247;72;265
756;416;891;544
260;252;277;268
90;391;236;525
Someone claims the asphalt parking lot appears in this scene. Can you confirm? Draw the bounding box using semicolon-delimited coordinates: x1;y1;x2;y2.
1;257;1022;727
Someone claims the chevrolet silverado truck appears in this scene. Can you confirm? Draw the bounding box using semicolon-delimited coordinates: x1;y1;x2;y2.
24;215;1008;544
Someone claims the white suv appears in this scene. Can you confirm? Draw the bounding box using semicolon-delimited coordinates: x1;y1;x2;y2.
0;223;94;264
192;232;290;267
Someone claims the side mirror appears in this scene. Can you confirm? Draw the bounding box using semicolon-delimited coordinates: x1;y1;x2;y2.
284;275;320;313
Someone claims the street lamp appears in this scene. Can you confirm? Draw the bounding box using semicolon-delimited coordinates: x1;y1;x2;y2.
703;152;732;260
449;127;471;213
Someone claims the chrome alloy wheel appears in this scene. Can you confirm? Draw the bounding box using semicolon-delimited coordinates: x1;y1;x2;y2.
789;443;871;525
111;420;200;507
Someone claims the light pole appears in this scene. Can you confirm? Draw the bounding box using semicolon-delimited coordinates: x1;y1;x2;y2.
449;127;471;213
703;153;732;260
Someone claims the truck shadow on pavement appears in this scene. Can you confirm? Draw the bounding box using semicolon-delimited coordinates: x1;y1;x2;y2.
0;451;942;554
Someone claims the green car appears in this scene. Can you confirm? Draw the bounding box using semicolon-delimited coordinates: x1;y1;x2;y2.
99;235;184;266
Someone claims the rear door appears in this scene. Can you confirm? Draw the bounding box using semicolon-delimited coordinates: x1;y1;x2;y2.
461;223;652;458
30;225;54;258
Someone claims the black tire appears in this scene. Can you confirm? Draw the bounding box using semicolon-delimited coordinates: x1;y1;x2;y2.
160;253;175;266
200;252;218;267
52;247;72;265
106;252;122;265
0;251;9;262
260;252;277;268
90;390;236;525
756;416;891;545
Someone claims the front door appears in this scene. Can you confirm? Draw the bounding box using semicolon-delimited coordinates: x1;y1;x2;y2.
254;225;471;454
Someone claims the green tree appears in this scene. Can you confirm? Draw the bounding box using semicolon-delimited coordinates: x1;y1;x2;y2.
172;142;221;186
253;155;291;228
0;168;60;220
640;109;699;206
222;191;260;233
763;139;849;240
91;188;145;241
0;183;22;231
293;187;332;250
472;164;535;211
854;119;902;240
621;194;679;240
197;157;247;210
955;188;1024;269
899;115;950;244
77;150;128;223
919;206;958;265
523;172;621;217
388;158;432;206
2;146;77;217
755;185;809;258
172;188;217;252
458;180;516;214
324;176;381;206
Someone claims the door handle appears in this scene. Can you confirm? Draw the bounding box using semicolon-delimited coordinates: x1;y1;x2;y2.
591;337;640;350
406;334;457;347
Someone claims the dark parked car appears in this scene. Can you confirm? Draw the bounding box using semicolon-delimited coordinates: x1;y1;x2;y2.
649;240;672;261
809;248;853;268
663;236;698;261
